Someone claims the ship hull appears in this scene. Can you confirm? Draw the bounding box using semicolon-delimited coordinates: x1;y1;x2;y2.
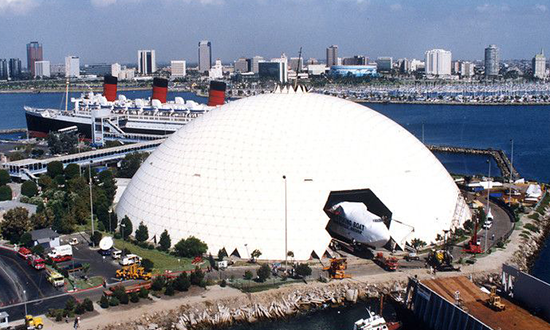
25;111;93;138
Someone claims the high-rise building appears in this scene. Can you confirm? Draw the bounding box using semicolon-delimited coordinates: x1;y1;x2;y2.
250;56;264;74
258;61;288;83
460;61;475;77
198;41;212;73
425;49;452;76
326;45;338;67
8;58;22;79
171;60;187;78
342;56;366;66
26;41;43;77
65;56;80;78
138;50;156;75
34;60;50;78
209;59;223;79
484;44;499;78
234;58;249;73
376;57;393;72
532;50;546;79
0;59;8;80
289;57;304;72
111;63;121;77
83;64;111;76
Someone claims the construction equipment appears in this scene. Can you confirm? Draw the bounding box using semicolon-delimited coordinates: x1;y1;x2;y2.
25;315;44;329
323;258;351;279
116;263;152;280
374;252;399;271
426;249;460;272
486;286;506;311
463;218;483;254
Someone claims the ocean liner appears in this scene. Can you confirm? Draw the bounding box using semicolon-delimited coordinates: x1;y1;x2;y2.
24;76;226;145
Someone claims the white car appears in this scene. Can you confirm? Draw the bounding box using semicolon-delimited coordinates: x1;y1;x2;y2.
69;238;79;246
483;221;493;230
119;254;142;266
111;250;122;260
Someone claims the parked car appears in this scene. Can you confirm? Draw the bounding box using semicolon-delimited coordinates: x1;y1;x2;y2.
119;254;142;266
111;249;122;260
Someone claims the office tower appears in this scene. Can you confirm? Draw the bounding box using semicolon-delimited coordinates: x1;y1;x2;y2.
209;59;223;79
83;64;111;76
111;63;121;77
249;56;264;74
198;41;212;73
258;61;288;83
342;56;367;66
138;50;156;75
27;41;43;77
376;57;393;72
289;57;304;72
65;56;80;78
307;58;319;65
234;58;249;73
8;58;22;79
425;49;452;76
0;59;7;80
460;61;475;77
34;60;50;78
484;44;499;78
171;60;187;78
532;50;546;79
326;45;338;67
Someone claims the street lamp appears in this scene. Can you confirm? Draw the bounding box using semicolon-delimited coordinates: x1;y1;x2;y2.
89;160;95;246
283;175;288;270
23;290;27;316
485;159;491;253
121;223;126;258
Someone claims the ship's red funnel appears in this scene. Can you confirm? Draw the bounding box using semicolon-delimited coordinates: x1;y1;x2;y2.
152;77;168;103
208;81;226;107
103;75;118;102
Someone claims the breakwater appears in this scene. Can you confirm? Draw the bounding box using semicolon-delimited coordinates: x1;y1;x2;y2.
0;128;27;134
427;144;519;179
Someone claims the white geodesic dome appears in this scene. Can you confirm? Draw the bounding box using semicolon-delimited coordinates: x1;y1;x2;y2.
116;91;470;260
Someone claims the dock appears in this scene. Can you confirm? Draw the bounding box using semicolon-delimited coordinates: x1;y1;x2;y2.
427;144;519;180
403;276;550;330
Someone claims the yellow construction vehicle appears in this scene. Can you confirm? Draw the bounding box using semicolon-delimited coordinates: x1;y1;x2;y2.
486;286;506;311
116;263;152;280
25;315;44;329
323;258;351;279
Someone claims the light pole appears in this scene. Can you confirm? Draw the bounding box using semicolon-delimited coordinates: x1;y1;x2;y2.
509;139;514;206
121;223;126;258
485;159;491;253
108;210;112;233
23;290;27;316
283;175;288;270
89;160;95;246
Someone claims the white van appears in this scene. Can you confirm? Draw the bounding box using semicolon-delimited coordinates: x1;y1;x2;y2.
111;249;122;260
119;254;142;266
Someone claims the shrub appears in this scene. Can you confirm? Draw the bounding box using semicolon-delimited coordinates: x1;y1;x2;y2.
256;264;271;283
174;236;208;258
21;180;38;197
91;231;103;246
74;302;86;315
190;267;204;286
119;292;129;305
524;223;540;233
19;195;30;203
135;221;149;243
83;298;94;312
120;216;133;240
174;272;191;292
65;297;76;312
99;295;109;309
147;244;155;250
220;279;227;287
0;169;10;185
496;240;505;248
529;213;540;220
244;270;253;280
130;292;140;303
152;276;166;291
0;185;12;201
47;161;64;178
295;263;312;278
19;232;33;248
138;287;149;299
109;297;120;306
142;258;154;272
158;230;171;252
164;282;175;296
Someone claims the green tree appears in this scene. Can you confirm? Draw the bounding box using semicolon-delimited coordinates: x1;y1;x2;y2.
135;221;149;243
0;207;31;243
251;249;262;262
83;298;94;312
97;170;117;204
120;216;133;240
130;292;139;303
164;282;175;296
256;264;271;282
190;267;204;286
174;272;191;291
0;169;11;185
64;163;80;180
141;258;154;272
295;263;312;278
54;174;65;186
91;231;103;246
21;180;38;197
158;229;171;251
218;248;228;261
47;133;63;155
410;238;427;250
119;152;148;178
138;287;149;299
99;295;109;309
20;232;33;247
30;210;53;229
243;270;253;280
47;161;64;178
151;276;166;291
0;185;12;201
174;236;208;258
38;175;55;190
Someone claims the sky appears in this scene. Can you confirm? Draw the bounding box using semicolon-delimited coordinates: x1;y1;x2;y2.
0;0;549;65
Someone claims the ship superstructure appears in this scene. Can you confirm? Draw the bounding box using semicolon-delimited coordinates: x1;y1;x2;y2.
25;77;226;146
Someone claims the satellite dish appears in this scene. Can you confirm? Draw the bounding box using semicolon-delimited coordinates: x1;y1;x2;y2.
99;236;114;250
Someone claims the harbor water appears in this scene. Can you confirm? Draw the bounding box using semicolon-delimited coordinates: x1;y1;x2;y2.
1;92;550;329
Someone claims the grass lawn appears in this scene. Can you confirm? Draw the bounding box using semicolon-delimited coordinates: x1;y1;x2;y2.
71;275;104;290
113;239;199;273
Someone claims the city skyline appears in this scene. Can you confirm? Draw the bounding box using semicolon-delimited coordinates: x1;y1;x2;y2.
1;0;549;64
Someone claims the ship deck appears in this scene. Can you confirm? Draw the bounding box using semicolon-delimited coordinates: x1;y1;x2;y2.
422;276;549;330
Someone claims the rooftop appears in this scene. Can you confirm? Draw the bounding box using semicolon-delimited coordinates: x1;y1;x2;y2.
30;228;59;241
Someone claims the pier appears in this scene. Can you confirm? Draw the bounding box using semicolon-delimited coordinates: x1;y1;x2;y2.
427;144;519;179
